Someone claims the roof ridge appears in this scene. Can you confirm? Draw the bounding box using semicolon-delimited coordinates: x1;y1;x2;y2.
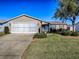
1;14;48;24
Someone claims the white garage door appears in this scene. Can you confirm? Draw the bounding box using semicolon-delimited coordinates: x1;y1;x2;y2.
11;23;38;33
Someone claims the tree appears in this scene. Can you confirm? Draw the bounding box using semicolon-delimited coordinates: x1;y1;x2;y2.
54;8;67;23
54;0;79;32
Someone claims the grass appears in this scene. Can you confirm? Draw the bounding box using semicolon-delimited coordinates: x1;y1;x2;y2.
22;34;79;59
0;32;5;36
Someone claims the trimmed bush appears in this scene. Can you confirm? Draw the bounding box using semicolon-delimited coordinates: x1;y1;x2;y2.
61;30;72;36
49;29;58;33
48;28;79;36
71;32;79;36
4;26;10;34
58;28;63;32
57;28;64;34
49;28;67;34
33;32;47;38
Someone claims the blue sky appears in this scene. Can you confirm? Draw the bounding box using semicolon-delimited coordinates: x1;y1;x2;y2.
0;0;58;22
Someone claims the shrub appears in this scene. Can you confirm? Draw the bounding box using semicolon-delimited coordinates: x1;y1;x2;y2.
49;28;67;34
49;28;52;33
49;29;58;33
57;28;64;34
58;28;63;32
33;32;47;39
71;32;79;36
61;30;72;36
4;26;10;34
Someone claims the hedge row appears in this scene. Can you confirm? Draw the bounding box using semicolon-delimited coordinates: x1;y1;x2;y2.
49;28;79;36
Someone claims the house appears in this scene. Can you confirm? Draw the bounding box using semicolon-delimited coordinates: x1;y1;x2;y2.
0;20;8;32
49;22;67;29
67;25;74;31
0;14;48;33
0;14;69;33
75;22;79;32
42;21;67;31
67;22;79;32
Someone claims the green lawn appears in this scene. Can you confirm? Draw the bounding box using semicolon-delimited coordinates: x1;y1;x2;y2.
22;34;79;59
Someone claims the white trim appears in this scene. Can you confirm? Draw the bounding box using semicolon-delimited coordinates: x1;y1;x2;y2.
11;32;37;33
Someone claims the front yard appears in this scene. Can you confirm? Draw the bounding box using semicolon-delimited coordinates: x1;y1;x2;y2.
0;32;5;36
22;34;79;59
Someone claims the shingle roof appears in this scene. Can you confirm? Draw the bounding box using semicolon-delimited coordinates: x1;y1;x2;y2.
0;20;7;25
49;21;67;25
1;14;48;24
0;20;6;23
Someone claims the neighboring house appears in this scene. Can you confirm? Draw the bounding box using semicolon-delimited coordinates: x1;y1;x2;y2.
0;20;8;32
49;22;67;29
67;25;74;31
75;22;79;32
42;22;67;31
67;22;79;32
0;14;48;33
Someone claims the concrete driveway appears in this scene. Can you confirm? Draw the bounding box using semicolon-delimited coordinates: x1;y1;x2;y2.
0;34;33;59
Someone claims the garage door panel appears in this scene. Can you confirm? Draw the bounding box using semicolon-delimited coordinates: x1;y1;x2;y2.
19;24;24;27
18;28;23;32
24;24;30;27
24;28;29;32
30;28;37;32
11;23;38;33
11;27;17;31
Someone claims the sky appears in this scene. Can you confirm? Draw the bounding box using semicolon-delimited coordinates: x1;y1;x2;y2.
0;0;58;22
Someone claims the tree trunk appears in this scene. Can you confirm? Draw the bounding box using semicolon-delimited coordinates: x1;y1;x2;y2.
62;19;66;29
72;17;75;32
72;21;75;32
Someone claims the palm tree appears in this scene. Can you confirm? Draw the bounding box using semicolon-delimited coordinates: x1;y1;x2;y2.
54;0;79;32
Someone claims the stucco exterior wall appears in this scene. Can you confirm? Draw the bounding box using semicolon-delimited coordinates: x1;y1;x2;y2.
49;24;67;29
75;24;79;32
0;25;4;32
63;25;67;29
9;16;41;27
68;25;76;31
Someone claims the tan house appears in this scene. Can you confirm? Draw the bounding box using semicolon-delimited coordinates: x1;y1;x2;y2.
42;21;67;32
49;22;67;29
0;14;48;33
67;25;74;31
0;14;69;33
